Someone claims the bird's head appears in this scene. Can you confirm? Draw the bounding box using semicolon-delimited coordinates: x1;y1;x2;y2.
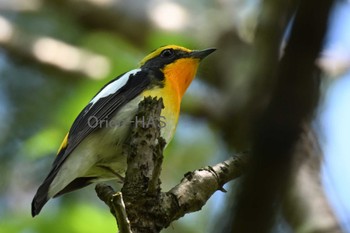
140;45;216;97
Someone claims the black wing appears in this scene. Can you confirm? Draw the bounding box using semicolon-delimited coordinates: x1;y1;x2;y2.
32;69;157;216
56;69;153;168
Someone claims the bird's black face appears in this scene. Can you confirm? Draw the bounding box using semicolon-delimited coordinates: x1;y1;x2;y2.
140;46;216;70
141;48;188;69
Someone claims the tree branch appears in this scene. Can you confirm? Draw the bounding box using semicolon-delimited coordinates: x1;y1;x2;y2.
165;154;250;222
95;97;249;232
283;127;342;232
96;185;132;233
229;0;336;232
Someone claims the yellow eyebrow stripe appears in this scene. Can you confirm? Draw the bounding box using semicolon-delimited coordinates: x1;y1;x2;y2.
57;133;69;155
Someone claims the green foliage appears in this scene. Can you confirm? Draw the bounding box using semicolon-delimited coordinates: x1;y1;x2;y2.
0;1;219;233
0;203;116;233
82;31;140;72
145;31;196;51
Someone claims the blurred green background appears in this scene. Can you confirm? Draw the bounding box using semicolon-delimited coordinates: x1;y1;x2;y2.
1;0;350;232
0;0;228;232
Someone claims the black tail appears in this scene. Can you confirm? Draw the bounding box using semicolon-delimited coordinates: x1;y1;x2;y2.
31;176;94;217
31;143;95;217
31;174;54;217
32;143;68;217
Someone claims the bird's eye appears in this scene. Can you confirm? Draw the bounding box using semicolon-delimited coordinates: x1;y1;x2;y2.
160;49;174;58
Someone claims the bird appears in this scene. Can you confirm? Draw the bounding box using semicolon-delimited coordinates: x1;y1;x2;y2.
31;45;216;217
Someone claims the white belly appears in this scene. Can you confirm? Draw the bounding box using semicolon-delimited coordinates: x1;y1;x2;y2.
48;95;177;197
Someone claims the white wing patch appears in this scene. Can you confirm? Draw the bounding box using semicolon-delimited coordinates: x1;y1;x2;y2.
89;68;141;106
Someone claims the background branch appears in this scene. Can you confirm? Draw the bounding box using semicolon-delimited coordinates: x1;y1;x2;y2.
283;128;342;232
229;0;336;232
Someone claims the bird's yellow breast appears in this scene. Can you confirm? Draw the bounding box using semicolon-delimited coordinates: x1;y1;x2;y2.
142;57;200;143
142;77;180;144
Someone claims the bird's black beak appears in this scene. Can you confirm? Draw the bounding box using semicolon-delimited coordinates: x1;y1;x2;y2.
190;48;216;60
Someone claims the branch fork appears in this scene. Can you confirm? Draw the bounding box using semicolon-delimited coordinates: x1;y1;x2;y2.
95;97;249;232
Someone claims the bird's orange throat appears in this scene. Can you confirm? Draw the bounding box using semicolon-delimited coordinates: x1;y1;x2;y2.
162;58;200;98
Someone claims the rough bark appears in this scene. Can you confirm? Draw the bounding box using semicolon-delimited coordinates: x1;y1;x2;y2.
95;97;250;232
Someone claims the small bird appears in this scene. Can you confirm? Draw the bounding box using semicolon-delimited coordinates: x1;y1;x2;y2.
31;45;215;217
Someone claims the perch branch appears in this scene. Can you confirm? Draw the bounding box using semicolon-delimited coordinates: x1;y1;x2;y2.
96;185;132;233
165;153;250;222
95;97;250;232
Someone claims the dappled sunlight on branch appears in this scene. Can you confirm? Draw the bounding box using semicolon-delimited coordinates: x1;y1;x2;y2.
0;16;13;43
148;2;188;31
32;37;111;79
0;15;111;80
317;49;350;77
0;0;42;11
75;0;115;7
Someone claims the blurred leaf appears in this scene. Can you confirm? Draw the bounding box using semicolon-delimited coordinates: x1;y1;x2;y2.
20;127;62;159
0;202;116;233
81;31;140;74
145;31;196;51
